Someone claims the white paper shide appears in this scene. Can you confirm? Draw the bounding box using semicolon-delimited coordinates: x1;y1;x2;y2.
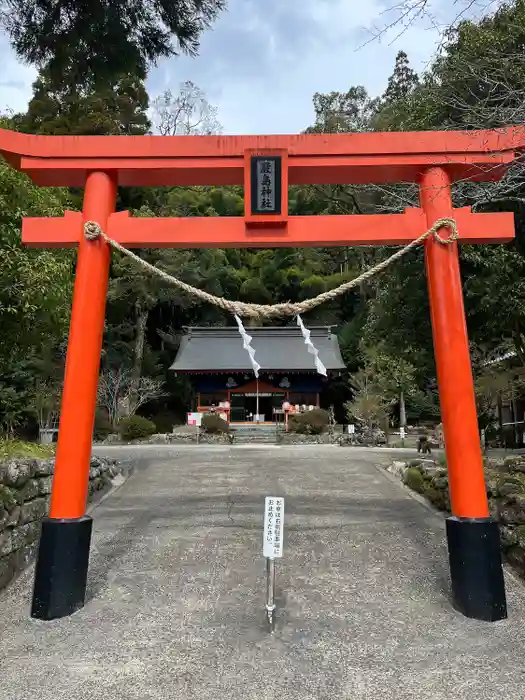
234;314;261;378
296;315;327;376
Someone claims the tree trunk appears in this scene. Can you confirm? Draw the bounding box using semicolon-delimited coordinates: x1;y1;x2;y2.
383;416;390;446
133;301;149;380
497;392;504;447
399;390;407;428
511;386;519;447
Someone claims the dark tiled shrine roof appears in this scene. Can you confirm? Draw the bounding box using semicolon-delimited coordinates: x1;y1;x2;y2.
170;326;345;373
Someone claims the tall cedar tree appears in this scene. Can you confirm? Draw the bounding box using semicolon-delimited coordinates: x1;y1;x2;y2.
16;67;151;136
1;0;226;88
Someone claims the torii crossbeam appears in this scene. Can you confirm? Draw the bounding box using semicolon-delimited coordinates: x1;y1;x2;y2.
2;125;520;624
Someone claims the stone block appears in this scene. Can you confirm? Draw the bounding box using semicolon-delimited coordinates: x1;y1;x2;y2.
497;475;525;498
504;457;525;473
2;460;31;488
0;484;17;511
37;477;53;496
0;531;13;557
431;475;449;490
388;461;407;479
500;525;518;549
507;545;525;575
0;554;16;589
35;460;54;477
0;506;20;532
19;521;41;547
14;479;40;504
107;463;120;478
19;498;48;525
15;542;38;569
489;499;499;520
499;496;525;525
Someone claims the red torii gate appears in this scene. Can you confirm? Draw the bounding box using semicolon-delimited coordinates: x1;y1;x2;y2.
1;126;520;623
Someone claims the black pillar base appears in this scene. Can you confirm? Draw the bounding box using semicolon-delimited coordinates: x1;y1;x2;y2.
31;516;93;621
446;516;507;622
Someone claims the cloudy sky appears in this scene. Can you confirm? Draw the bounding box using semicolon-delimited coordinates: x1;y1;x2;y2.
0;0;492;135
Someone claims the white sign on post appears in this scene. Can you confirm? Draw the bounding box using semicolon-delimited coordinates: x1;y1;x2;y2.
348;424;355;435
187;412;202;427
400;427;406;440
263;497;284;559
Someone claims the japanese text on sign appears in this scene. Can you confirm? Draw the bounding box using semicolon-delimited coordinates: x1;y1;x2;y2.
256;159;276;212
263;496;284;558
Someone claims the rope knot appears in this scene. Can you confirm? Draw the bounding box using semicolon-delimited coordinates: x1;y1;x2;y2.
84;220;104;241
431;217;459;245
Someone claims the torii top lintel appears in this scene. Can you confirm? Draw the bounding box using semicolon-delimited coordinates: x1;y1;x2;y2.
1;125;524;187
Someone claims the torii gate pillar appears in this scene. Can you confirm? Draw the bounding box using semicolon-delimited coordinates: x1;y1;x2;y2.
31;171;117;620
420;168;506;621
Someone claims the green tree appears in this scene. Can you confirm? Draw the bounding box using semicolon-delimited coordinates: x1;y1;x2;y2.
382;51;419;105
2;0;225;89
374;50;419;131
345;365;392;431
15;68;151;136
366;0;525;370
0;117;73;434
306;86;379;134
361;346;418;428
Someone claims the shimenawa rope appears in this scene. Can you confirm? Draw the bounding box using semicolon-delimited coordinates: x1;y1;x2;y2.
84;217;458;320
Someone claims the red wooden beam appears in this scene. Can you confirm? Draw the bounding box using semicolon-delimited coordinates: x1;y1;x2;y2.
22;207;515;249
0;126;523;187
3;126;525;159
18;154;512;188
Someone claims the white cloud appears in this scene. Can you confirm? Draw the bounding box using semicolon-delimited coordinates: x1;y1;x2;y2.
147;0;446;134
0;0;492;133
0;35;36;115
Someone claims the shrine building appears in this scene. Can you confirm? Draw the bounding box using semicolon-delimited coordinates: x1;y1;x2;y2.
170;326;345;423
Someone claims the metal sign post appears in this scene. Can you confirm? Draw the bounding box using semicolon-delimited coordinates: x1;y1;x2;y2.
263;496;284;632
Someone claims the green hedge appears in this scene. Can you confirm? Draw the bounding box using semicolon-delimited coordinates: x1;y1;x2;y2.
201;413;230;434
119;415;156;441
288;408;329;435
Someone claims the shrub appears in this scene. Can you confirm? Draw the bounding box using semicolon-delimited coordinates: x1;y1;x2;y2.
119;415;156;441
288;414;308;434
201;413;230;434
149;410;179;434
289;408;329;435
424;485;449;511
404;467;425;494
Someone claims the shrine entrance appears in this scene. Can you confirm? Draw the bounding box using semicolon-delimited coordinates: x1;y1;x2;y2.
2;125;519;624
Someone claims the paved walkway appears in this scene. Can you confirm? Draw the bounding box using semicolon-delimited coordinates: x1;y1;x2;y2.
2;445;525;700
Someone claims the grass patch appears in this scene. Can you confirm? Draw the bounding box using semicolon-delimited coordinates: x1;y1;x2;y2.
0;439;55;460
